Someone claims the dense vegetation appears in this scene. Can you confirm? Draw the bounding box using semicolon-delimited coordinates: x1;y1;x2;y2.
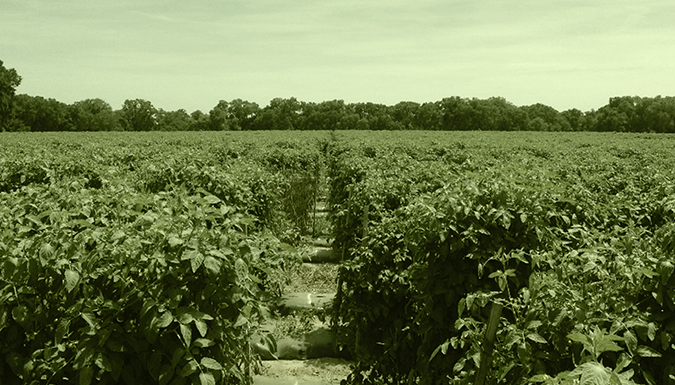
2;60;675;133
2;131;675;384
0;132;327;384
327;132;675;384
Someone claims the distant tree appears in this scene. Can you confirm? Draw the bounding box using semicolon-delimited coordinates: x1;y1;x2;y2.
439;97;474;130
473;97;527;131
189;110;209;131
391;101;420;130
527;117;549;131
228;99;260;131
0;60;22;131
157;108;192;131
303;100;346;130
252;97;301;130
208;100;231;131
414;102;442;130
70;98;119;131
561;108;585;131
521;103;570;131
642;96;675;133
352;102;391;130
119;99;157;131
12;94;73;131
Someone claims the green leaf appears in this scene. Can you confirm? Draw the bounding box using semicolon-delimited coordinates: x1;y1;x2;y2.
520;213;528;224
180;323;192;347
488;271;502;279
199;372;216;385
3;257;19;278
149;350;163;380
568;332;592;346
595;338;623;358
517;341;532;361
12;305;28;324
234;314;248;328
647;323;657;341
195;319;208;337
624;331;638;357
79;366;94;385
109;353;124;381
179;359;198;377
182;249;204;273
573;362;610;385
527;333;548;344
234;258;248;281
501;214;511;230
111;230;126;242
55;318;70;344
452;357;466;373
141;299;157;319
159;364;174;385
204;195;221;205
641;368;657;385
200;357;222;370
168;236;184;247
498;276;506;291
203;256;221;275
94;353;112;372
64;269;80;292
177;307;194;324
155;311;174;329
81;311;98;330
429;340;449;362
637;346;662;357
615;353;632;373
193;338;215;348
171;348;185;368
527;374;550;383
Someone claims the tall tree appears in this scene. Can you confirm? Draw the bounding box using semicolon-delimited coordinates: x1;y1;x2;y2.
521;103;570;131
12;94;73;131
228;99;259;131
157;108;192;131
119;99;157;131
70;98;119;131
208;100;231;131
0;60;22;131
189;110;209;131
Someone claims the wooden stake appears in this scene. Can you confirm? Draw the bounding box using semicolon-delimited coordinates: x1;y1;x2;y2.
362;202;369;239
474;302;503;385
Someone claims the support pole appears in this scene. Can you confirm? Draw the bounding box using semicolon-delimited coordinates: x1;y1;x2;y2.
474;302;503;385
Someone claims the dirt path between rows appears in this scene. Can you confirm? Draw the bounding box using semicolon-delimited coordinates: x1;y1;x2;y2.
253;357;352;384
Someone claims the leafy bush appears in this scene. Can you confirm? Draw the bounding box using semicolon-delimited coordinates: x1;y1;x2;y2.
0;184;295;384
334;177;554;384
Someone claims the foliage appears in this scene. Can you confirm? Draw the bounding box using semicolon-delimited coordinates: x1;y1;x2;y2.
4;59;675;132
325;132;675;385
0;181;297;384
0;131;331;384
0;59;22;131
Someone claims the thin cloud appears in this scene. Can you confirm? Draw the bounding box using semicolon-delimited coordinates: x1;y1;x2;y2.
1;0;674;113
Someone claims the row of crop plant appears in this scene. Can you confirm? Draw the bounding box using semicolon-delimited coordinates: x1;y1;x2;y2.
327;132;675;385
0;132;330;384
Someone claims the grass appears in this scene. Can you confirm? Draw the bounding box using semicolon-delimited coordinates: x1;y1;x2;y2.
284;263;340;294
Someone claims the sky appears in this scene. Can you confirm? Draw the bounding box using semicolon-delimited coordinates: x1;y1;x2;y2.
2;0;674;113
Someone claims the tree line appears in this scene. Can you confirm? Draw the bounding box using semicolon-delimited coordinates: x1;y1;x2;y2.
2;60;675;133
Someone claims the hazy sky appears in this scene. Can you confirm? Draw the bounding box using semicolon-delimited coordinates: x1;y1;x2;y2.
2;0;674;113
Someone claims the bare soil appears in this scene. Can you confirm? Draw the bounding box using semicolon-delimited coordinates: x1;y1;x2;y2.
253;357;352;385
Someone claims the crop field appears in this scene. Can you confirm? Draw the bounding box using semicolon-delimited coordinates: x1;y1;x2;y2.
1;131;675;385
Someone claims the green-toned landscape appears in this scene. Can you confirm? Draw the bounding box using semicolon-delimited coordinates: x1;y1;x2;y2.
1;131;675;384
